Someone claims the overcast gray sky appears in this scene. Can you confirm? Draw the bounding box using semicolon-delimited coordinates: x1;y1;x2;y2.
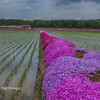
0;0;100;20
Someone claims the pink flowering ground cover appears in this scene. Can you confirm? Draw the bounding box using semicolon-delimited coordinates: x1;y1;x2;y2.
83;52;100;60
42;56;100;99
40;31;76;66
75;47;89;53
44;41;74;55
41;32;75;49
43;42;76;66
40;31;100;100
46;73;100;100
43;38;75;50
42;37;57;49
42;38;75;50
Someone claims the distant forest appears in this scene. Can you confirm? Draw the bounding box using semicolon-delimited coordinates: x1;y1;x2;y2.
0;19;100;28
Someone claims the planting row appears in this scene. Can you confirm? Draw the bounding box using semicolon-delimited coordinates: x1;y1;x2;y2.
0;30;40;100
0;31;32;51
40;31;100;100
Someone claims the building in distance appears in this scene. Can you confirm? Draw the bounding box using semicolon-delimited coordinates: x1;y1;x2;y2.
19;25;31;29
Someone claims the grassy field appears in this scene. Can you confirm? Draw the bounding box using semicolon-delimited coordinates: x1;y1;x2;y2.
47;31;100;52
0;30;39;100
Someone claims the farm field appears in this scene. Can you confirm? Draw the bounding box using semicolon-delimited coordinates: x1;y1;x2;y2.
0;30;39;100
0;30;100;100
47;31;100;52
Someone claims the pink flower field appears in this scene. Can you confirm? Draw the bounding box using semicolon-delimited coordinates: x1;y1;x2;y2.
40;31;100;100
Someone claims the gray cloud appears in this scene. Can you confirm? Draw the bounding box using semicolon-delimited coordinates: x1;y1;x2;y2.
26;0;38;4
0;0;17;5
0;0;100;20
25;0;41;10
21;6;32;11
55;0;100;6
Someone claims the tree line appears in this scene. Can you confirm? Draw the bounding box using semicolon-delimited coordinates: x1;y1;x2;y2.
0;19;100;28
